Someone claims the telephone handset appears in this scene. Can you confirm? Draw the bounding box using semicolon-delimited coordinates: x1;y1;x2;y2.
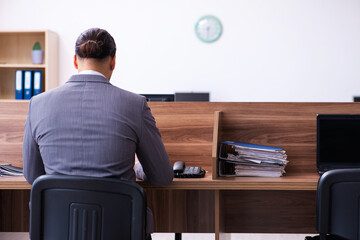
173;161;206;178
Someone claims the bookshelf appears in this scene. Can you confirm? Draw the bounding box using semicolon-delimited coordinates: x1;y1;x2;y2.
0;30;58;99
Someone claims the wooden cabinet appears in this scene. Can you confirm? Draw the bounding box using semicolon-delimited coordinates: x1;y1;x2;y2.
0;30;58;99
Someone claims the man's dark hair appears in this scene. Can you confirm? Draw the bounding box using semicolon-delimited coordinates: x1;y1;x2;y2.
75;28;116;59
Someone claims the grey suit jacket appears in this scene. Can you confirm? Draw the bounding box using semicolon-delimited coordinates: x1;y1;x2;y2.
23;74;173;186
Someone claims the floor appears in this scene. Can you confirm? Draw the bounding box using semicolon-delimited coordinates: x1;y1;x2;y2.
152;233;314;240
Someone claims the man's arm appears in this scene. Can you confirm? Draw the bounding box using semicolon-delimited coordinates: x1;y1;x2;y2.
135;100;173;186
23;102;45;184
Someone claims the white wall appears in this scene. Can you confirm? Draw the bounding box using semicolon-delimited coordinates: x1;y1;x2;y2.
1;0;360;102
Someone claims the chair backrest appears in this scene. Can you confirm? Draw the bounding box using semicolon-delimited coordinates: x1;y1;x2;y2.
30;175;146;240
317;169;360;240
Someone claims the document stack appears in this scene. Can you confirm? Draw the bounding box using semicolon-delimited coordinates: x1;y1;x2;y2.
218;141;288;177
0;164;23;176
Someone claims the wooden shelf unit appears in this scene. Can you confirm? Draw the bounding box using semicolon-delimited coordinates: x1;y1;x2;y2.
0;30;58;99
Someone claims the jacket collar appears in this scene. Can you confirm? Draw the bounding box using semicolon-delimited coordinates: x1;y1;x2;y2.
67;74;111;84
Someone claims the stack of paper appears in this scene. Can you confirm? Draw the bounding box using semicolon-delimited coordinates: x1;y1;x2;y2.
218;141;288;177
0;164;23;176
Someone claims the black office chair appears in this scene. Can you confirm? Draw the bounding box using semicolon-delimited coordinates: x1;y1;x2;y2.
316;168;360;240
30;175;147;240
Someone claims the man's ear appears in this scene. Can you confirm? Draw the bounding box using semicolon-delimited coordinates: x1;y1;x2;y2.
74;55;79;69
110;56;116;71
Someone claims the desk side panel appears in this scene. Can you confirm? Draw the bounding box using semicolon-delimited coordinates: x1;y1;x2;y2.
145;189;214;233
5;101;360;176
149;102;360;176
0;101;28;168
0;189;30;231
221;190;316;233
149;103;216;170
214;102;360;174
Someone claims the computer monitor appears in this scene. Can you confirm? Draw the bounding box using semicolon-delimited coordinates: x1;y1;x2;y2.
140;94;174;102
174;92;209;102
317;114;360;174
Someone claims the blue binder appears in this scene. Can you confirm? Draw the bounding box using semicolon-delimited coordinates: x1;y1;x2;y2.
24;70;33;100
15;70;24;100
33;70;42;96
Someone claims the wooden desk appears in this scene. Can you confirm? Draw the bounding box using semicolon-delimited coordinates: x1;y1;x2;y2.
1;101;360;240
0;172;319;240
0;171;319;237
0;169;319;191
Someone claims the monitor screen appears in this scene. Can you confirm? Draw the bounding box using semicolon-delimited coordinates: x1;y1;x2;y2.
353;96;360;102
317;114;360;165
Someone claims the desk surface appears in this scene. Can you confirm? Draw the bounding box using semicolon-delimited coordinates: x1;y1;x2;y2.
0;232;28;240
0;170;319;191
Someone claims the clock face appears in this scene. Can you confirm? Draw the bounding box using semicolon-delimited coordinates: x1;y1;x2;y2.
195;15;222;43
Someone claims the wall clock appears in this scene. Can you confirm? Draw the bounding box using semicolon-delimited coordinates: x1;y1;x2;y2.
195;15;222;43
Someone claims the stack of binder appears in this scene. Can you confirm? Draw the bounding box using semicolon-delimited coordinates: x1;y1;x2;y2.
218;141;288;177
15;70;42;100
0;164;23;176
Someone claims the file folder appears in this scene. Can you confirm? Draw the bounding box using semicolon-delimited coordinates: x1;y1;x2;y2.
24;70;33;100
33;70;42;96
15;70;24;100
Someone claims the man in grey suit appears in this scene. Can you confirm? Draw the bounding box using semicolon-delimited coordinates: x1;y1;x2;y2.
23;28;173;237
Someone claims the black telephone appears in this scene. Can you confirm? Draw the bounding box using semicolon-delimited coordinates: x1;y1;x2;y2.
173;161;205;178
